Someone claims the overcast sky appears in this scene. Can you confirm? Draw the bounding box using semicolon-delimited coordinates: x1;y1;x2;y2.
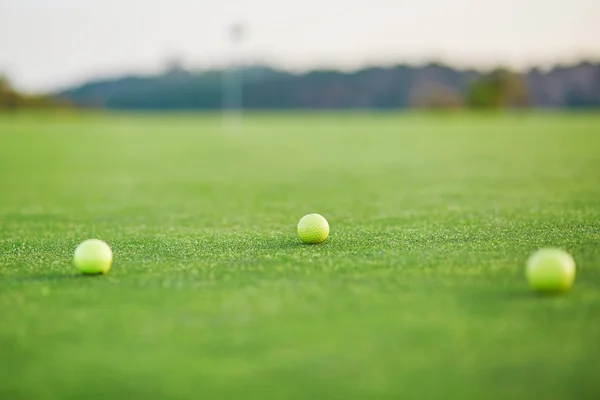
1;0;599;92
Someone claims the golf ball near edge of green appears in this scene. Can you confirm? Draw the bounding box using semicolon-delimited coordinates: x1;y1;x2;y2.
526;248;575;293
74;239;113;275
297;213;329;244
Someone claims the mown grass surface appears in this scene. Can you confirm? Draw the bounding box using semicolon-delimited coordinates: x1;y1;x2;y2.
1;112;599;399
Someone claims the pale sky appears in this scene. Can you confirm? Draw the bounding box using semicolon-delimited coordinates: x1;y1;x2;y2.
1;0;599;92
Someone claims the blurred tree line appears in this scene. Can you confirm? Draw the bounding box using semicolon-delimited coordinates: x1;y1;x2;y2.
5;61;599;111
0;76;71;110
60;61;600;110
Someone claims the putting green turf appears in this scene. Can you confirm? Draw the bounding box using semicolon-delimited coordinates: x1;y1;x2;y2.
1;112;599;399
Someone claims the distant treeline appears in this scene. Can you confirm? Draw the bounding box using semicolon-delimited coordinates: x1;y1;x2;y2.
57;61;600;110
3;62;600;111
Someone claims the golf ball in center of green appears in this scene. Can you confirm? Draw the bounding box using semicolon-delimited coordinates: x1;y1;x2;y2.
297;213;329;244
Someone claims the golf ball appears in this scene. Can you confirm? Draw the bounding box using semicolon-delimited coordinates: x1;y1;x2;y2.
526;248;575;293
74;239;113;275
297;213;329;244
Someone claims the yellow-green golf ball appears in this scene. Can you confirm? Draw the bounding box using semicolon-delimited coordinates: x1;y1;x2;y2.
526;248;575;293
297;213;329;244
74;239;113;275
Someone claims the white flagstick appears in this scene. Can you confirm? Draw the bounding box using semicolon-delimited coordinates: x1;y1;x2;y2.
222;23;245;134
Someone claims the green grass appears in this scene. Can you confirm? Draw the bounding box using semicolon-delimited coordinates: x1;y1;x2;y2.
1;112;599;399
